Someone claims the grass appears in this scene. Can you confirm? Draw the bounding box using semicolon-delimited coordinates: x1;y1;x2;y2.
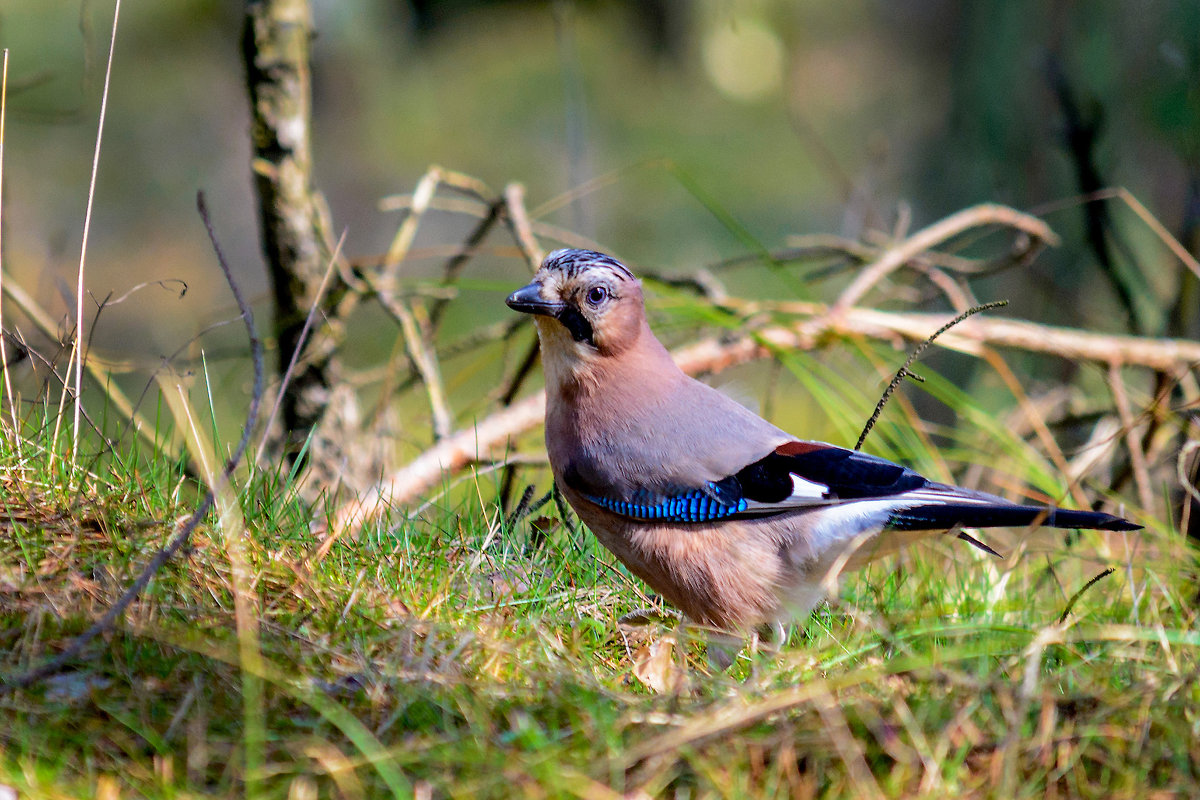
0;348;1197;800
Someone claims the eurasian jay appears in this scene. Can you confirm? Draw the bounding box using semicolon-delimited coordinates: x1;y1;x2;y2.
506;248;1139;631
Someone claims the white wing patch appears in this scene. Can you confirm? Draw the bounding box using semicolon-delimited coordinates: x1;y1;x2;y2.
790;474;829;499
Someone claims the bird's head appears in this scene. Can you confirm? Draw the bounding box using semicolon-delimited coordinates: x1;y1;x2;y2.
506;249;649;363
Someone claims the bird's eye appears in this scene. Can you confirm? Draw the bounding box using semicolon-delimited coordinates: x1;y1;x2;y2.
585;286;609;306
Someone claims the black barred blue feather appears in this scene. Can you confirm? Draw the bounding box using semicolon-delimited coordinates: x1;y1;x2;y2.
585;485;749;523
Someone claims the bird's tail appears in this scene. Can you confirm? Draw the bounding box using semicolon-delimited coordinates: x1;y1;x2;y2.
887;502;1140;532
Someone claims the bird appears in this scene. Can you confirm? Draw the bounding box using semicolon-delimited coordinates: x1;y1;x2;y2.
505;248;1139;631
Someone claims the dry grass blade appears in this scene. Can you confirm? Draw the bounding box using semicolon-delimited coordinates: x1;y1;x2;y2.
130;625;411;797
627;669;880;765
814;692;884;800
0;192;264;694
70;0;122;466
162;373;266;794
0;49;18;454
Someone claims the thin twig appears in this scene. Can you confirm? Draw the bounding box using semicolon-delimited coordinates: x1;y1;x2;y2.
373;289;453;441
1030;186;1200;283
503;183;544;270
95;278;188;307
377;193;603;255
500;336;541;407
1107;186;1200;281
1107;362;1155;514
0;191;263;694
426;198;503;332
381;167;443;273
831;203;1058;314
856;301;1007;450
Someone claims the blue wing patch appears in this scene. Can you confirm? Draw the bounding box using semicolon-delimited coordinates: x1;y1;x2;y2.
585;482;748;523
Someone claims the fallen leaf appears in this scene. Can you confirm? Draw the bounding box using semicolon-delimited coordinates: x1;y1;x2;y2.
632;634;685;694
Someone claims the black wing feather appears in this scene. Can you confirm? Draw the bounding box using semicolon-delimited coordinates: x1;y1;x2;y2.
735;443;928;502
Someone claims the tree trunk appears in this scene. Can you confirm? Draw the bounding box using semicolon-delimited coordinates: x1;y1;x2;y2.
242;0;346;457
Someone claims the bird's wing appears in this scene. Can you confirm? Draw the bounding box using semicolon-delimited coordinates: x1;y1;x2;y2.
569;439;916;523
571;438;1139;533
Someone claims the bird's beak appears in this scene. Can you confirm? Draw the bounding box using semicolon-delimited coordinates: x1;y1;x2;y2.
506;282;561;316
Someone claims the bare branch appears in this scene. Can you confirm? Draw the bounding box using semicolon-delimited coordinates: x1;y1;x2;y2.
333;393;545;532
717;301;1200;373
831;204;1058;314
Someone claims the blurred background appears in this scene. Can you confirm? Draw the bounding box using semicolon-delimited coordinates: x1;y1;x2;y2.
1;0;1198;480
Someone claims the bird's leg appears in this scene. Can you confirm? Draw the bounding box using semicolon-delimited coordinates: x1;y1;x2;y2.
704;628;744;671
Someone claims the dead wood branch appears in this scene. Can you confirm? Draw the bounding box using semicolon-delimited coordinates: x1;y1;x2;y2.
680;305;1200;376
334;202;1192;531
